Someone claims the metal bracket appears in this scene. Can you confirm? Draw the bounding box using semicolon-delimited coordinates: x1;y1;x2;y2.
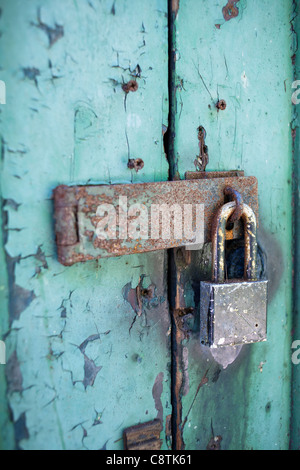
53;171;258;266
123;419;162;450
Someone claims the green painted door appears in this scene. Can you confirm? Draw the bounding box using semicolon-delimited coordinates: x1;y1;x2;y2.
0;0;171;451
170;0;296;450
0;0;299;451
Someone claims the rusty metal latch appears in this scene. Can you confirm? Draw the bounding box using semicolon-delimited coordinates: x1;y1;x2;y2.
123;419;163;450
53;171;258;266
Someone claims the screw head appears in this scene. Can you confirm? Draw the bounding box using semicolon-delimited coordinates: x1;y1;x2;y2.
216;99;227;111
128;158;144;172
122;80;139;93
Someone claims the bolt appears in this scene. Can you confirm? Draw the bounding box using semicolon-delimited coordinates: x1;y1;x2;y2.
128;158;144;172
216;99;227;111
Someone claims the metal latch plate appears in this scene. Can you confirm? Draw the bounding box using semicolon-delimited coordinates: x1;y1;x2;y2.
53;176;258;266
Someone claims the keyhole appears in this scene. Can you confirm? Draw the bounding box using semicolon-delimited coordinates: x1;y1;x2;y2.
226;221;234;231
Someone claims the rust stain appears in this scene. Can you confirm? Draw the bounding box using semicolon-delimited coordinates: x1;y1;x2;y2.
123;419;162;451
216;99;227;111
171;0;180;18
122;80;138;93
222;1;240;22
224;186;243;222
172;308;185;450
194;126;208;172
185;170;244;179
171;245;195;450
128;158;144;172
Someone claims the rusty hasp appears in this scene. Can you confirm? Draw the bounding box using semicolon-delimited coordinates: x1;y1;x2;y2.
53;176;258;266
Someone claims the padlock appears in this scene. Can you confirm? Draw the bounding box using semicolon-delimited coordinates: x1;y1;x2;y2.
200;201;268;348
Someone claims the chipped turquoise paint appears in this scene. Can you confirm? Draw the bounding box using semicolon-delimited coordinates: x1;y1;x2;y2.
292;0;300;451
173;0;294;449
0;0;170;450
0;204;14;450
0;0;298;452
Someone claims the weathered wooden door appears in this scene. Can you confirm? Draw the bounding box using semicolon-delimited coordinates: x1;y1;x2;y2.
0;0;299;451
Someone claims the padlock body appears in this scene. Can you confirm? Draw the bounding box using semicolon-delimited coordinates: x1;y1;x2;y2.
200;279;268;348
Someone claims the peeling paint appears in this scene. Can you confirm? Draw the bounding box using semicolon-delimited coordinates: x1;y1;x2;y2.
181;346;189;396
14;412;29;448
152;372;164;422
5;351;23;394
82;355;102;390
241;70;249;89
123;275;156;317
111;1;116;16
0;0;170;451
6;255;36;324
22;67;40;87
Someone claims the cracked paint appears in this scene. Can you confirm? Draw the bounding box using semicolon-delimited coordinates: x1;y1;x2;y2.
0;0;170;451
82;355;102;390
123;275;157;317
32;8;64;48
5;255;36;325
14;413;30;448
172;0;293;450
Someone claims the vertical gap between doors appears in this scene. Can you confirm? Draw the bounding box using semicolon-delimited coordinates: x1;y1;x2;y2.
166;0;184;451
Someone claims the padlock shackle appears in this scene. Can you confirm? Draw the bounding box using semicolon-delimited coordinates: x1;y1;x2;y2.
211;202;257;283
